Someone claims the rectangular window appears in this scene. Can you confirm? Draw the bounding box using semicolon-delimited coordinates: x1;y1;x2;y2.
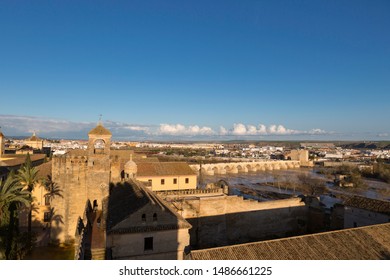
44;212;50;222
173;178;177;184
144;237;153;251
161;179;165;185
44;195;50;206
185;178;189;184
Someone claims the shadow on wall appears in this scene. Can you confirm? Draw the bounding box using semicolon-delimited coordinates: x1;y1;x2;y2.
105;181;187;260
187;205;307;250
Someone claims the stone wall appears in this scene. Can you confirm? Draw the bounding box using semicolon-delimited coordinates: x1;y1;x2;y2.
344;207;390;229
107;228;190;260
51;153;110;242
176;195;307;249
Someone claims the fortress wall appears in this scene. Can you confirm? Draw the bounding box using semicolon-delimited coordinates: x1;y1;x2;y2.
182;196;307;249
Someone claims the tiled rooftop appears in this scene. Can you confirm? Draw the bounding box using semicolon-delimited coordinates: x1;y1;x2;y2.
188;223;390;260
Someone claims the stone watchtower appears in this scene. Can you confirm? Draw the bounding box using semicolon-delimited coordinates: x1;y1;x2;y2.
86;123;112;210
51;122;113;242
0;129;4;158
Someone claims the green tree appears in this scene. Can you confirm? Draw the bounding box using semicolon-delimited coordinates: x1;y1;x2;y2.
297;174;327;196
15;154;40;241
0;171;31;226
0;172;31;259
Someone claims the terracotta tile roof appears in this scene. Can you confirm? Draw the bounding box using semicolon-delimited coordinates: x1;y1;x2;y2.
107;180;191;233
344;196;390;215
0;154;46;167
36;161;52;180
133;157;159;163
188;223;390;260
88;124;112;136
137;162;196;177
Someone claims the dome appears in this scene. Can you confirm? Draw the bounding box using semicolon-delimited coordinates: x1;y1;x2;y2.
27;132;40;141
124;155;137;177
125;159;137;170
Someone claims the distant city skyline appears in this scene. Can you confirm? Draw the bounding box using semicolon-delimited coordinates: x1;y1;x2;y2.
0;114;387;141
0;1;389;140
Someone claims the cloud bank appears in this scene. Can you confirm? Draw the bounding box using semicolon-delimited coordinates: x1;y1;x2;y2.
0;114;375;141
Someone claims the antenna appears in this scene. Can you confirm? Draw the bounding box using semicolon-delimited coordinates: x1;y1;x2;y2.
98;114;103;125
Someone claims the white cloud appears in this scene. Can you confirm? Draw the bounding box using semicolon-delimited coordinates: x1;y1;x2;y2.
378;133;389;137
247;125;258;135
219;126;228;135
123;126;150;132
308;128;327;135
157;124;216;136
258;124;267;134
232;123;248;135
0;114;331;139
224;123;303;136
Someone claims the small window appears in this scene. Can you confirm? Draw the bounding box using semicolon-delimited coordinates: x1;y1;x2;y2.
161;179;165;185
148;179;152;184
142;214;146;222
44;195;50;206
44;212;50;222
153;213;157;221
144;237;153;251
185;178;189;184
173;178;177;184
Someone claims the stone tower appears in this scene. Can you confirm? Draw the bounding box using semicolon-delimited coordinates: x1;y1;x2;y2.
86;123;112;210
52;122;113;242
0;129;4;158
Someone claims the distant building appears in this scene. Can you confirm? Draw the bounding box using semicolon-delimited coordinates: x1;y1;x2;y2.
136;162;197;191
343;196;390;229
334;174;354;187
287;149;313;167
300;143;335;149
24;132;44;150
324;153;343;159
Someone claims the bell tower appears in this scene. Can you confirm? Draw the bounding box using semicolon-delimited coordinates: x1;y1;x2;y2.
87;122;112;159
0;128;4;158
86;122;112;213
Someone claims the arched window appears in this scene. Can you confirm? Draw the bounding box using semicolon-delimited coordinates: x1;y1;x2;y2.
153;213;157;221
94;139;105;154
142;214;146;222
93;200;98;211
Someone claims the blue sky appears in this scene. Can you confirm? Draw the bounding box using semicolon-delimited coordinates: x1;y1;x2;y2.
0;0;389;140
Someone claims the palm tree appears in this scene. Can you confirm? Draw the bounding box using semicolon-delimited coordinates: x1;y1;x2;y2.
0;172;31;226
15;154;39;240
0;172;31;259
